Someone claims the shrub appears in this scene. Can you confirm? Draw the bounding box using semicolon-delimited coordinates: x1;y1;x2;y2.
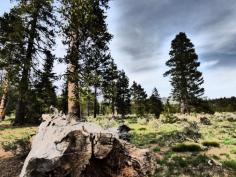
223;160;236;170
162;114;179;124
202;141;220;147
172;143;202;152
230;148;236;154
153;146;161;152
137;118;148;125
1;136;31;157
148;118;159;130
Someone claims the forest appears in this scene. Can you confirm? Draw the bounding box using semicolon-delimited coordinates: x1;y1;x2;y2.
0;0;235;177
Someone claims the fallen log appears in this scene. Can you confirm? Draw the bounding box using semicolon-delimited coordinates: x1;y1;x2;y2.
20;114;155;177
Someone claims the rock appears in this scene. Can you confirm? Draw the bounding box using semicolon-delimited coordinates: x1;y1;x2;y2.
200;117;212;125
20;114;155;177
118;124;132;141
227;117;236;122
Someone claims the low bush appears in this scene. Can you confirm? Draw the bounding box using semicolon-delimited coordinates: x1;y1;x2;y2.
1;135;31;158
230;148;236;154
153;146;161;152
223;160;236;170
202;141;220;147
162;114;179;124
172;143;202;152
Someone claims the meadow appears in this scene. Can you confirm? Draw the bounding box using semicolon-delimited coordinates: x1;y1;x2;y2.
0;113;236;177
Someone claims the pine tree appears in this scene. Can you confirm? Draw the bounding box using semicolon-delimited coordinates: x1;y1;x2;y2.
148;88;163;118
102;58;118;117
130;82;147;117
115;70;131;118
35;50;57;114
13;0;56;124
60;0;112;119
164;32;204;113
58;79;68;114
83;51;111;118
0;9;25;121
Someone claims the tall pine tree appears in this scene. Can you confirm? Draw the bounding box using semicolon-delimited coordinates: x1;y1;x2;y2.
102;58;118;117
164;32;204;113
130;82;147;117
148;88;163;118
35;50;57;114
13;0;56;124
115;70;131;118
0;9;25;121
60;0;112;119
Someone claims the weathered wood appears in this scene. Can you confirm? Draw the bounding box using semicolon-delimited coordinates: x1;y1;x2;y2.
20;114;155;177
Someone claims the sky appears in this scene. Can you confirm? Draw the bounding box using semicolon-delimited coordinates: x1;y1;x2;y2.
1;0;236;98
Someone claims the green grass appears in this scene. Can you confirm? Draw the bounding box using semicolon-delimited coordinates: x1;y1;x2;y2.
230;148;236;154
223;138;236;145
0;119;37;144
153;146;161;152
1;113;236;177
223;160;236;170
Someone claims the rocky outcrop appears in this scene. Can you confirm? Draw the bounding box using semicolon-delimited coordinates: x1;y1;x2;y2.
20;114;155;177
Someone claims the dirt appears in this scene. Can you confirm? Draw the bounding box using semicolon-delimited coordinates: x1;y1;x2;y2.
0;149;24;177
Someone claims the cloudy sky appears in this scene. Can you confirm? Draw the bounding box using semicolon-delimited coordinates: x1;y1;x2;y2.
1;0;236;98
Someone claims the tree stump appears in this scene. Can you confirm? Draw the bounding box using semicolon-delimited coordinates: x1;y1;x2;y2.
20;114;155;177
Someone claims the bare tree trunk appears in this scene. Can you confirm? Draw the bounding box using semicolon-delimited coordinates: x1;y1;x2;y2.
15;67;29;124
87;97;90;117
111;97;115;118
93;86;97;118
68;63;80;118
181;100;189;114
0;77;9;121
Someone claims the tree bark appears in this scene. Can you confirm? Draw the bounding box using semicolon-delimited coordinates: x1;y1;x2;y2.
68;63;80;118
87;97;90;117
0;76;9;121
181;100;189;114
111;97;115;118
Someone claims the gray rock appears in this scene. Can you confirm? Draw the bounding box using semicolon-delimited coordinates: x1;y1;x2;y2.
20;114;155;177
200;117;212;125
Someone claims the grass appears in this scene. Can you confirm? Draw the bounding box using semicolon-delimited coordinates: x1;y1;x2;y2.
223;160;236;170
153;146;161;152
0;119;37;144
230;148;236;154
223;138;236;145
1;112;236;176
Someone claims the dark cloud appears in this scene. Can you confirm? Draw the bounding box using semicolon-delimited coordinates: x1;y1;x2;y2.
110;0;236;72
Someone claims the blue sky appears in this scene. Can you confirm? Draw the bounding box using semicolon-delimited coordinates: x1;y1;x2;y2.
1;0;236;98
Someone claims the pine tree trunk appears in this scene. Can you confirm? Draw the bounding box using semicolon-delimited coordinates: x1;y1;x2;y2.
181;100;189;114
68;63;80;118
87;97;90;117
93;86;97;118
111;97;115;118
15;68;29;124
0;77;9;121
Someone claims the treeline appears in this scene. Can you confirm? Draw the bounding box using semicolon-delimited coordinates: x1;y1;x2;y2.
207;97;236;112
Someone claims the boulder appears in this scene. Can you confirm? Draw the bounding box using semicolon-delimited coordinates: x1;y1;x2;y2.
117;124;132;141
20;114;155;177
200;117;212;125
